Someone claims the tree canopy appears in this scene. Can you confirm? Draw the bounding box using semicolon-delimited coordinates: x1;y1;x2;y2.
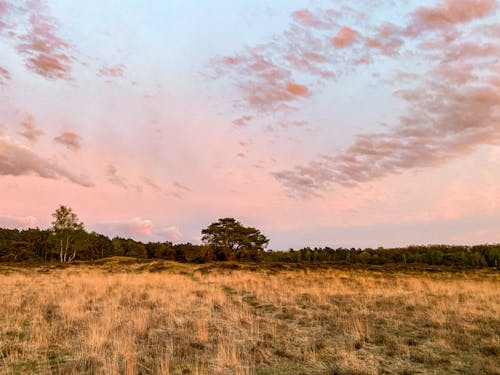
51;205;84;262
201;218;269;260
52;205;84;232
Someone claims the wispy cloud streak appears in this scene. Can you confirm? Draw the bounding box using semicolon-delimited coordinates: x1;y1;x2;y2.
0;135;93;187
18;114;44;143
54;131;82;151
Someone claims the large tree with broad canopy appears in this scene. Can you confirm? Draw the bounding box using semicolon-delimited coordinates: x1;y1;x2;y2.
201;218;269;260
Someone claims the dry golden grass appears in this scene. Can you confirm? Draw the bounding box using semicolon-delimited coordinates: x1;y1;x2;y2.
0;262;498;374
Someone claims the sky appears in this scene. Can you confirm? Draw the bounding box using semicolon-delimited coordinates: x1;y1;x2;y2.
0;0;499;249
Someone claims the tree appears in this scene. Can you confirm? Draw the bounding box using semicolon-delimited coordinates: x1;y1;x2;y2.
51;205;84;263
201;218;269;261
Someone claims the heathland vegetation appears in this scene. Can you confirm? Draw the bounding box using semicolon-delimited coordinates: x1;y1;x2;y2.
0;206;498;374
0;206;499;268
0;263;498;374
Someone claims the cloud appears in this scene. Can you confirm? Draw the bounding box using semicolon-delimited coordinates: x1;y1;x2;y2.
407;0;497;35
209;6;376;119
365;23;404;57
432;62;475;84
232;115;253;127
0;66;10;85
16;2;72;79
0;135;94;187
0;0;9;31
94;218;182;242
291;8;338;29
106;164;128;189
139;177;191;199
210;0;498;127
274;75;500;197
141;176;162;192
292;9;317;27
54;131;82;151
211;9;343;115
282;24;335;79
273;3;500;197
442;42;500;62
474;22;500;38
213;50;297;112
18;114;44;143
0;214;38;229
99;64;125;79
332;26;358;48
94;217;153;238
286;82;309;96
153;226;182;241
173;181;190;192
219;3;500;199
213;48;319;113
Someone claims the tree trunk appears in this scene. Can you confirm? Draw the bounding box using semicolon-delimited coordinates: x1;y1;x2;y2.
59;233;74;263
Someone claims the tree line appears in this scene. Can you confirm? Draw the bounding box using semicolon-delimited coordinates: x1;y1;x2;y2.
0;206;498;267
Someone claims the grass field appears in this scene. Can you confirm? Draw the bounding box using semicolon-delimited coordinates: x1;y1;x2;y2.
0;260;498;374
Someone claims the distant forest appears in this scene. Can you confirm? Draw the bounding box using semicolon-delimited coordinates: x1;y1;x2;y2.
0;227;498;268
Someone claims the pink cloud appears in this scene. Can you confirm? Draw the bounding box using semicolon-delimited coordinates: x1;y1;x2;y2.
0;66;10;85
0;0;8;31
94;218;182;242
474;22;500;38
173;181;191;192
284;25;335;78
0;214;38;229
232;115;253;127
0;135;93;187
432;62;476;84
274;75;500;197
377;22;400;38
17;4;72;79
331;26;358;48
273;3;500;196
442;42;500;62
208;9;361;117
27;53;70;79
54;131;82;151
407;0;497;35
365;24;404;57
106;164;128;189
291;8;338;29
139;177;190;199
222;56;242;65
302;52;326;62
366;37;404;56
286;82;309;96
211;11;341;114
18;114;44;143
211;1;499;192
292;9;317;27
99;64;125;79
213;48;315;112
154;226;182;241
354;54;372;65
141;176;162;192
94;217;153;238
